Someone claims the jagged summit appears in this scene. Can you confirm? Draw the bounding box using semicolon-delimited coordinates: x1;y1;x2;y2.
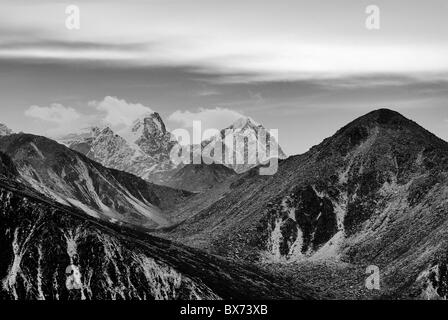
129;112;167;140
229;117;261;130
123;112;176;162
198;116;286;173
59;111;178;183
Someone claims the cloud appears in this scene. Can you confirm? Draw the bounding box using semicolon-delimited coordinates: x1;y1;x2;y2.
25;103;80;123
168;107;244;131
2;1;448;84
24;103;93;137
24;96;154;137
195;88;221;97
88;96;153;127
23;97;246;141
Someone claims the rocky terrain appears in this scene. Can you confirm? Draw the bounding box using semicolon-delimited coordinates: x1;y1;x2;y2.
60;113;179;184
161;162;236;193
166;109;448;299
0;133;191;229
0;151;313;300
61;114;286;191
2;108;448;300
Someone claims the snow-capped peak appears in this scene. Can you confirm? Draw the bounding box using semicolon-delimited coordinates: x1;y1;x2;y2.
119;112;166;146
141;112;166;134
229;117;261;130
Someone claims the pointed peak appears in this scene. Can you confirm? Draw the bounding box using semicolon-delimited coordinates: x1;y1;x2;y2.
142;111;157;120
98;126;115;136
314;108;445;158
89;125;107;135
130;111;166;131
229;116;261;130
338;108;417;136
131;111;157;123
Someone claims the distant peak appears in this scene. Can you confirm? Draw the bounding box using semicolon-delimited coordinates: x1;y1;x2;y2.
142;111;157;119
229;116;261;129
98;126;115;135
126;111;167;138
131;111;156;123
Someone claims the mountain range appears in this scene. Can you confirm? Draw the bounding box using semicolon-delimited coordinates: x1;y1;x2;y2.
1;109;448;300
163;109;448;299
0;156;310;299
59;113;284;192
59;112;177;182
0;133;190;229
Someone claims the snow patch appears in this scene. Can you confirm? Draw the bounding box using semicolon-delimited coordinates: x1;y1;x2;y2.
29;142;45;159
310;230;345;261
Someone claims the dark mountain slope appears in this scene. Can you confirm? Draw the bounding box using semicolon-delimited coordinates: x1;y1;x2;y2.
166;109;448;298
162;162;236;193
0;133;191;229
0;151;18;179
0;172;313;299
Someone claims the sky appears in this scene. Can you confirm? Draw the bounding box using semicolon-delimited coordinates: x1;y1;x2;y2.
0;0;447;155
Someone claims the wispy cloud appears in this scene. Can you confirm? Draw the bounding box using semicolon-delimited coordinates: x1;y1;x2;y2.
195;88;221;97
24;103;88;136
25;103;80;123
88;96;153;128
1;1;448;83
24;96;155;136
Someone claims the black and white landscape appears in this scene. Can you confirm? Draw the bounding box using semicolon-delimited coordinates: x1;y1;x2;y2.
1;0;448;301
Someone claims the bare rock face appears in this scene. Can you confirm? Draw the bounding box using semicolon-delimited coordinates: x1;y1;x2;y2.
130;112;177;162
416;259;448;299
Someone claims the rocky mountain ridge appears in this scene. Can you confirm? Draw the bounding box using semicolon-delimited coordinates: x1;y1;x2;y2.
60;113;177;181
0;133;191;229
0;167;311;299
165;109;448;299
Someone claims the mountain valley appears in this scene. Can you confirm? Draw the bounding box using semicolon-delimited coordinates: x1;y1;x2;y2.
2;109;448;300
